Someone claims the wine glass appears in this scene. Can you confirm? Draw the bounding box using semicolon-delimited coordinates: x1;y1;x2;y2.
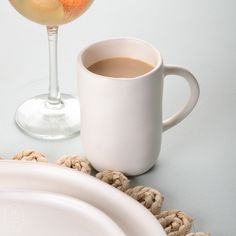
9;0;94;140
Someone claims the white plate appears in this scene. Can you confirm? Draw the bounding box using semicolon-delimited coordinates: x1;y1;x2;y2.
0;161;166;236
0;191;125;236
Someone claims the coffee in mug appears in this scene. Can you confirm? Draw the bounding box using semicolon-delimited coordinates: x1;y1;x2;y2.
87;57;154;78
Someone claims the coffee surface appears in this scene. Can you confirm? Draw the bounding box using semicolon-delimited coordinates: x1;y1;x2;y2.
87;57;154;78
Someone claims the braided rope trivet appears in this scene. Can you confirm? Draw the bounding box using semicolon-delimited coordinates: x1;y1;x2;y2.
156;209;192;236
12;150;47;162
6;149;211;235
126;186;164;215
56;155;92;175
96;170;129;192
186;233;210;236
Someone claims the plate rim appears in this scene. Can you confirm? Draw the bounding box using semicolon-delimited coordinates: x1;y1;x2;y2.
0;160;166;236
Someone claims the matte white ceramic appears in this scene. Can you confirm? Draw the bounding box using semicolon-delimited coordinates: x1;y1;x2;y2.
0;161;166;236
0;191;125;236
77;38;200;175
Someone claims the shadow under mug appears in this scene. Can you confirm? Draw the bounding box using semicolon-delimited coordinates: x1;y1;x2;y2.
77;38;199;176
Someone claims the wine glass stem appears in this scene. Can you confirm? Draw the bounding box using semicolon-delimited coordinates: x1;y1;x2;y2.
47;26;62;107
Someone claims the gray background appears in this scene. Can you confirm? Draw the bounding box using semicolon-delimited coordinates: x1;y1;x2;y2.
0;0;235;235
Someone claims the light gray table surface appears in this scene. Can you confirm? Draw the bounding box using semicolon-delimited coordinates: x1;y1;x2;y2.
0;1;235;235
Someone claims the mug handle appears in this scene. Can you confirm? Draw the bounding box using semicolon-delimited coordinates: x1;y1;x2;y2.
163;65;200;132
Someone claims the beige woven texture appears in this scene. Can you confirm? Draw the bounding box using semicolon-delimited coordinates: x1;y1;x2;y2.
96;170;129;192
126;186;164;215
56;155;92;175
156;209;193;236
186;233;210;236
7;150;210;235
12;150;47;162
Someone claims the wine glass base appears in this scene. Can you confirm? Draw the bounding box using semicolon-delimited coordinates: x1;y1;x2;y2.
15;94;80;140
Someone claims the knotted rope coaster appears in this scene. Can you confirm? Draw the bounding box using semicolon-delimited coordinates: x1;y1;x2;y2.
4;150;211;235
126;186;164;215
186;233;210;236
96;170;129;192
156;209;193;236
12;150;47;162
56;155;92;175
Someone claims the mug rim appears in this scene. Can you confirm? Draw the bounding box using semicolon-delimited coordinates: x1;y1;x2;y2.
78;37;163;81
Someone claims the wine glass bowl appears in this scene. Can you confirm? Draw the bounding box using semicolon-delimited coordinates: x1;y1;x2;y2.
9;0;93;26
9;0;94;140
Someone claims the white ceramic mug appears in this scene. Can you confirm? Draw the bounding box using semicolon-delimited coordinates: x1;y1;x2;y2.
77;38;199;176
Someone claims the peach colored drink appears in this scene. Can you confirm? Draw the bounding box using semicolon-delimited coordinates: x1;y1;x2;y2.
10;0;93;25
